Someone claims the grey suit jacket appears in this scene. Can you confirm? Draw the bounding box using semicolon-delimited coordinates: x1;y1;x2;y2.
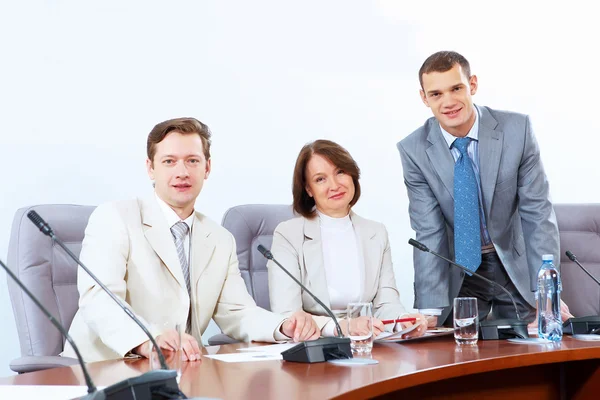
397;105;559;322
267;211;407;332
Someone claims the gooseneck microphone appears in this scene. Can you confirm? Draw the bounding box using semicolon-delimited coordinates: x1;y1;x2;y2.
409;238;529;340
562;250;600;335
27;210;168;370
0;259;101;398
566;250;600;286
28;210;185;399
258;244;344;337
257;244;352;363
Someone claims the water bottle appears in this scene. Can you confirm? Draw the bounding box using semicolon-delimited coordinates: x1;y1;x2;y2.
537;254;562;341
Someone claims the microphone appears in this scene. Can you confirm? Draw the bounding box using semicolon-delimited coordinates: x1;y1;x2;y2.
27;210;184;399
562;250;600;335
257;244;352;363
566;250;600;286
408;238;528;340
0;259;103;399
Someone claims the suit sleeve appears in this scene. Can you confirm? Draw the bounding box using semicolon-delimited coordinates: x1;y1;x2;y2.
516;116;560;291
398;141;452;309
213;233;288;342
371;225;408;331
77;204;157;357
267;223;332;332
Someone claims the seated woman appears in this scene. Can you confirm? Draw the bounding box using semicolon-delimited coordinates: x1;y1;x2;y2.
268;139;426;338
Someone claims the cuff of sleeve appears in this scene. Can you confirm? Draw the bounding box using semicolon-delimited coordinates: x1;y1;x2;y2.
419;308;443;316
273;320;291;342
321;320;337;337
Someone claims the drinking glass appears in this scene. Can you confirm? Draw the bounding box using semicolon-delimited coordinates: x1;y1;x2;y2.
453;297;479;345
346;302;374;356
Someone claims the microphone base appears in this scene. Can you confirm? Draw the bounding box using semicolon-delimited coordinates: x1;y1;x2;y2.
479;319;529;340
97;369;184;400
563;316;600;335
281;337;352;363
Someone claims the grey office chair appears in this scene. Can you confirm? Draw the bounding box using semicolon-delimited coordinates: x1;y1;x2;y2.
554;203;600;317
208;204;295;345
6;204;96;373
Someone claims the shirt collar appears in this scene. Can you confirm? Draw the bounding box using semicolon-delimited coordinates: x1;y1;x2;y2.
154;192;195;231
440;106;480;149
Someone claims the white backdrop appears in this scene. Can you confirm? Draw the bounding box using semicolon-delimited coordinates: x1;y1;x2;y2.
1;0;599;376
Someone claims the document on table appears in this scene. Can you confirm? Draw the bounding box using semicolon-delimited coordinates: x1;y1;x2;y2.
0;385;106;400
204;352;283;362
237;343;298;354
375;327;453;343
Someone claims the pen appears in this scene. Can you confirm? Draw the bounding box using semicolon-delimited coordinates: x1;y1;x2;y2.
382;318;417;325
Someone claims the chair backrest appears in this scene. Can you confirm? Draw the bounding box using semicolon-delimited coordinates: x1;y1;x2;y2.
554;203;600;317
6;204;95;357
221;204;295;310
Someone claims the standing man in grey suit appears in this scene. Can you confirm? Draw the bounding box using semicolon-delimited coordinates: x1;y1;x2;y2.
397;51;572;326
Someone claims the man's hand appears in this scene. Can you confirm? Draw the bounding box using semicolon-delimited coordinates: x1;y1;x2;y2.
423;315;438;328
528;299;574;329
337;316;385;338
132;329;202;362
398;313;428;338
281;310;321;342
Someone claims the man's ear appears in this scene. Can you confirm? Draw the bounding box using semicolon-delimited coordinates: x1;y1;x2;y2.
420;89;430;107
469;74;478;96
204;159;212;179
146;159;154;180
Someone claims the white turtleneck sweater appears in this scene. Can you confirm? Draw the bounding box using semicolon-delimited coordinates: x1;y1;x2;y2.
318;211;364;336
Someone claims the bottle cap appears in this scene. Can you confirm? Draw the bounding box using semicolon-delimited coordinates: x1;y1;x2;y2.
542;254;554;261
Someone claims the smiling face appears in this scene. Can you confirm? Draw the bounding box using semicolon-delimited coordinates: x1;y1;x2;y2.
420;63;478;137
304;154;355;218
146;131;211;219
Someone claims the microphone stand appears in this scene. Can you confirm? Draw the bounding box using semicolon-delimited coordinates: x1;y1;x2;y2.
258;245;352;363
27;210;185;399
409;239;529;340
562;250;600;335
1;259;104;399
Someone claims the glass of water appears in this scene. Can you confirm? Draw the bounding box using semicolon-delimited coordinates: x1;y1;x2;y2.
346;302;374;356
453;297;479;345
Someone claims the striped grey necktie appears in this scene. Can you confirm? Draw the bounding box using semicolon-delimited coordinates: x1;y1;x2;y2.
170;221;192;333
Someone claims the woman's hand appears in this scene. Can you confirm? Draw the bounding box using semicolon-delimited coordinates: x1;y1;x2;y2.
397;313;428;338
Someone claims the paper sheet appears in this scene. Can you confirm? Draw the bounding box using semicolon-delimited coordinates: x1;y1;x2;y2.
0;385;106;400
237;343;298;354
204;352;283;362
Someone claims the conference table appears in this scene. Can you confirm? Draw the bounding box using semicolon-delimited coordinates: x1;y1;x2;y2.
1;335;600;399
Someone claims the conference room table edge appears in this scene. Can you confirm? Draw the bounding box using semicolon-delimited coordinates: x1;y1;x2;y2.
1;335;600;400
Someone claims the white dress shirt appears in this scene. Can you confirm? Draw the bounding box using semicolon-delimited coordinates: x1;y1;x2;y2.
318;211;364;336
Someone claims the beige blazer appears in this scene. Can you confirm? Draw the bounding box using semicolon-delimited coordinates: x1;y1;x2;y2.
63;197;285;362
267;211;406;332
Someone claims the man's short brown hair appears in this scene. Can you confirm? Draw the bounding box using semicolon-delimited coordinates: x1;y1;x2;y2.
419;51;471;88
147;117;211;164
292;140;361;218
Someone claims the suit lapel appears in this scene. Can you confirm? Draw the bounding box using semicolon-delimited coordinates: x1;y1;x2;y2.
476;106;503;214
426;123;456;199
141;197;186;290
190;214;216;286
302;217;332;309
350;212;378;300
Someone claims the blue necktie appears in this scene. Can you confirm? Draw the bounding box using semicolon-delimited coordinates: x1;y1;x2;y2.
453;137;481;273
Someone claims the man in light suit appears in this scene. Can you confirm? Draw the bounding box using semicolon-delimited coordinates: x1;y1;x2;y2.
63;117;319;362
397;51;571;325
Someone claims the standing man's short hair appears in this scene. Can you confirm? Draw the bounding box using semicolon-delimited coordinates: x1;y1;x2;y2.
418;51;471;88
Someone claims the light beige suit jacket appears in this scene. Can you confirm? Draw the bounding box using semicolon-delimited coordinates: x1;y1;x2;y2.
63;197;286;362
267;211;406;332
